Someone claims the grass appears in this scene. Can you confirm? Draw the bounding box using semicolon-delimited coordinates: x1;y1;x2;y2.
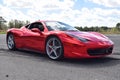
99;28;120;34
100;31;120;34
0;30;6;34
100;30;120;34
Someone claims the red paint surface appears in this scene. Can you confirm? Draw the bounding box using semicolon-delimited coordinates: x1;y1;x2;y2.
7;20;114;58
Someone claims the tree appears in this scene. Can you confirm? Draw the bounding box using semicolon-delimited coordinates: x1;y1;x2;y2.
8;19;30;28
25;20;30;25
116;23;120;30
75;26;83;31
0;16;7;30
8;20;14;28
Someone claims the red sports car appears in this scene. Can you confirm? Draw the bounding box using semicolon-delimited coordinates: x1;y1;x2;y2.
6;20;114;60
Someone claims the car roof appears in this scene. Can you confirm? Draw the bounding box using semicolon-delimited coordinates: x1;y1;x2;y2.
35;20;58;23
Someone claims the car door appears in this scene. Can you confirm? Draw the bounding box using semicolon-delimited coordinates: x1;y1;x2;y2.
22;22;45;52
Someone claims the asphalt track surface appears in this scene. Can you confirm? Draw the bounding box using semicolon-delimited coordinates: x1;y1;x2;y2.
0;34;120;80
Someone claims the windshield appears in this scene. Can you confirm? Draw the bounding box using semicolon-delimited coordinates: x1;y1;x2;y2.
45;21;78;31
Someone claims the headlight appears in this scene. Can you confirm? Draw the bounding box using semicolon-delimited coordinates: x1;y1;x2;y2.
67;33;89;42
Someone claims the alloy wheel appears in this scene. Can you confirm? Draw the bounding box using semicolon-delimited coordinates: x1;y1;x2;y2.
46;37;63;60
7;34;16;50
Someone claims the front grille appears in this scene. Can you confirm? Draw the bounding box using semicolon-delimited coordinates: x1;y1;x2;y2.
87;47;113;56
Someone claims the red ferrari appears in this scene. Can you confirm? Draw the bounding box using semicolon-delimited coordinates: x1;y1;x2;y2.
6;20;114;60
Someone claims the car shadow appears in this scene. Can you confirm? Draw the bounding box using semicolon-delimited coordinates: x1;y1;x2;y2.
57;56;120;68
8;49;120;68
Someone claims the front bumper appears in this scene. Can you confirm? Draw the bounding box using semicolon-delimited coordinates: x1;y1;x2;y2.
87;47;113;56
63;40;114;58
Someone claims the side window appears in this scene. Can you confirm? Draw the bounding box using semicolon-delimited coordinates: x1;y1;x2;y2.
25;24;30;28
28;22;44;31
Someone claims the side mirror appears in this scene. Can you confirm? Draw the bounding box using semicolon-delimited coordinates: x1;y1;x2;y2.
31;28;41;33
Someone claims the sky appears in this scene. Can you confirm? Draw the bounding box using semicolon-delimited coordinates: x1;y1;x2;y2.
0;0;120;27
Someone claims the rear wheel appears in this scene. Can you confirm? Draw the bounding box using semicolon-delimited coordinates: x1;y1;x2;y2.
46;37;63;60
7;34;16;50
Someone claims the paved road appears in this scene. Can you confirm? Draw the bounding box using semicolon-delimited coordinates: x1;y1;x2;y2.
0;34;120;80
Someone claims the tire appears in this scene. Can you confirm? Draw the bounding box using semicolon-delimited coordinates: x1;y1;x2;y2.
46;37;63;60
7;34;16;50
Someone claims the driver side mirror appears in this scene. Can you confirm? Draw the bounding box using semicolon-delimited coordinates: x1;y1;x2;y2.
31;28;41;33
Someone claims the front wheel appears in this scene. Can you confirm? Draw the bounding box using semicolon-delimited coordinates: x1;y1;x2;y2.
7;34;16;50
46;37;63;60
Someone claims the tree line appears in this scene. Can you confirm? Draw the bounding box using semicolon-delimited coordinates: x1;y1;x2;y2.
75;22;120;34
0;16;30;30
0;16;120;34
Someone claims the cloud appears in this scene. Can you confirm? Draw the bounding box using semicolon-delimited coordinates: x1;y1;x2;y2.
0;4;31;21
39;7;120;27
0;0;120;27
3;0;75;10
3;0;34;8
88;0;120;7
73;8;120;27
2;0;76;21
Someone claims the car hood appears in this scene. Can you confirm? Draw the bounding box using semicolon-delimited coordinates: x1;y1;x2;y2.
65;31;109;42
